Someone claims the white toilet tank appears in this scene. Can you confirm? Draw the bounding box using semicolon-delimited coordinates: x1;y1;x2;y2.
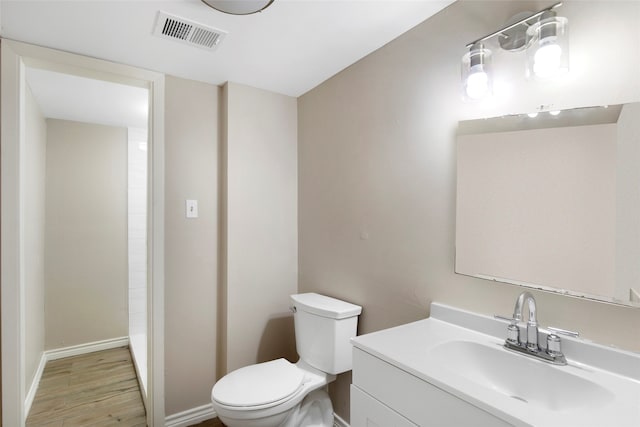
290;293;362;375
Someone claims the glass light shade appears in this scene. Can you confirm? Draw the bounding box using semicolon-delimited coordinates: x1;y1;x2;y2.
461;45;493;100
526;15;569;79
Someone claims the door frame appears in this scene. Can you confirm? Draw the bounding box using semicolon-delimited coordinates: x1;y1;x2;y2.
1;39;165;426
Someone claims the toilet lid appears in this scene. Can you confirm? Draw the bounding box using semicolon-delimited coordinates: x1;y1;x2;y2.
212;358;304;408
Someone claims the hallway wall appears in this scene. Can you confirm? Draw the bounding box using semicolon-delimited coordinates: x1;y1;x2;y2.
45;119;128;349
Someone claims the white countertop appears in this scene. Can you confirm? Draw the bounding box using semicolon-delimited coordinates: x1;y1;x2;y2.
351;303;640;427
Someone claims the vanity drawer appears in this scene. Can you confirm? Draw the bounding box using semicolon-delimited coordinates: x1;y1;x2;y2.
351;385;418;427
352;348;512;427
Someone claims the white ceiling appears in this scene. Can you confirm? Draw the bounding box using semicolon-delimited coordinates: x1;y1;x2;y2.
13;1;639;129
1;0;455;98
26;67;149;129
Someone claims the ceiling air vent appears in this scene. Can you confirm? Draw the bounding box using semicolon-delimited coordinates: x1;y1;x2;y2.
153;11;226;51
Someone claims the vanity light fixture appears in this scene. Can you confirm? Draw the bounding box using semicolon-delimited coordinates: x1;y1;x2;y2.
462;2;568;100
549;110;561;116
527;112;539;118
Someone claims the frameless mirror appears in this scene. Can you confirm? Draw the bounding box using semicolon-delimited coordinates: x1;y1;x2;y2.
456;102;640;307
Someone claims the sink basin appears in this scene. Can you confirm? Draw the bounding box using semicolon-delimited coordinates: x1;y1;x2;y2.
427;340;614;412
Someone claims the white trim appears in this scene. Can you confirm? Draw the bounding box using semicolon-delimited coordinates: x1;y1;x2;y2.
129;334;148;409
24;353;46;417
45;336;129;361
1;39;166;427
1;39;27;427
148;70;166;427
334;412;350;427
165;404;217;427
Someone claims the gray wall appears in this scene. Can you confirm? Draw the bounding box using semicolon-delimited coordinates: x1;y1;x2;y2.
24;84;47;389
298;0;640;421
163;78;299;417
164;75;219;416
45;119;128;349
220;82;298;375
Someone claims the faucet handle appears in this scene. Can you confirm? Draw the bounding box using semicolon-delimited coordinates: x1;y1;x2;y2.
506;323;520;345
548;326;579;338
494;314;517;323
546;334;563;357
496;314;520;344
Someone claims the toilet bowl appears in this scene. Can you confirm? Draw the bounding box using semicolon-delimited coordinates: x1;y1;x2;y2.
211;293;362;427
212;359;335;427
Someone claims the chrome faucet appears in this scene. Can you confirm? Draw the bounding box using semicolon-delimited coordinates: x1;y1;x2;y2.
511;291;539;351
501;291;567;365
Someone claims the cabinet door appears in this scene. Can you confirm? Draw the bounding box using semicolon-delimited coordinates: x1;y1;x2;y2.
351;385;418;427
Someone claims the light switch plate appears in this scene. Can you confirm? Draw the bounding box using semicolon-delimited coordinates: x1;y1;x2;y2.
186;199;198;218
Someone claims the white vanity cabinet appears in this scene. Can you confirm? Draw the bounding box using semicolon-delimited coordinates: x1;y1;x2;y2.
351;347;513;427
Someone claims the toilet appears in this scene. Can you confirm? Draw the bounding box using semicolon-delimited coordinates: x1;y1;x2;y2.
211;293;362;427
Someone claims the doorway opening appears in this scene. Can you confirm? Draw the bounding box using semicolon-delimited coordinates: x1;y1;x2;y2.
1;40;165;426
25;64;149;403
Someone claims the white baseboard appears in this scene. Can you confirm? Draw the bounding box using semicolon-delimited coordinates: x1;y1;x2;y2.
46;336;129;361
334;412;350;427
25;352;47;416
25;336;130;417
165;404;217;427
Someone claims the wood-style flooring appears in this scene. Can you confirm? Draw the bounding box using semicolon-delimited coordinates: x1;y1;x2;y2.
26;347;146;426
26;346;226;427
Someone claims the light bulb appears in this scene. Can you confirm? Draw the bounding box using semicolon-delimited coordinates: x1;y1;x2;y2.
465;65;489;100
533;40;562;78
526;13;569;80
461;43;492;100
549;110;561;116
527;112;539;118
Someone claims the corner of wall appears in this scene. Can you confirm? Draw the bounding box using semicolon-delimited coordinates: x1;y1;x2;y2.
217;82;229;378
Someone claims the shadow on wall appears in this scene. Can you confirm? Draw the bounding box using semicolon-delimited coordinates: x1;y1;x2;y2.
329;372;352;422
256;315;298;364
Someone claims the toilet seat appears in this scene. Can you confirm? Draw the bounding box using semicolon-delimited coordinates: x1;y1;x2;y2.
212;359;304;409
